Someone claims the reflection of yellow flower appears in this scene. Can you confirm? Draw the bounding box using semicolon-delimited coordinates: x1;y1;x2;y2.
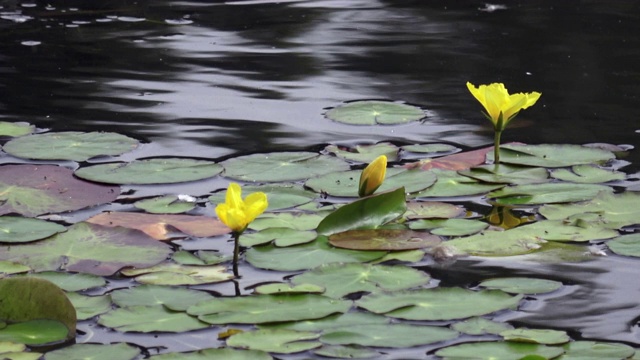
215;183;268;233
359;155;387;197
466;82;541;131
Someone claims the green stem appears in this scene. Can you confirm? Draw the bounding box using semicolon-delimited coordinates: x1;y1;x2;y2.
493;130;502;165
232;232;241;278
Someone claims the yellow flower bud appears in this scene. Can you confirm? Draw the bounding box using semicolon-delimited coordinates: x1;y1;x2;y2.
358;155;387;197
215;183;268;233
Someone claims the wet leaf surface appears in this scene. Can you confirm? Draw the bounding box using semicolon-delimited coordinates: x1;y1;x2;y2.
329;229;441;251
0;216;66;243
325;100;425;125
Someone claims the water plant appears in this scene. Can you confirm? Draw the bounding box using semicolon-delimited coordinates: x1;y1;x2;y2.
358;154;387;197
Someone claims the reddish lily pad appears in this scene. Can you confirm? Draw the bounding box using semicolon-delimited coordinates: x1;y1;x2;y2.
329;229;441;251
0;222;172;276
0;164;120;217
86;212;229;240
405;146;493;171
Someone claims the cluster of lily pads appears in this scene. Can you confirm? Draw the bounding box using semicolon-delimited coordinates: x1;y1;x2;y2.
0;99;639;359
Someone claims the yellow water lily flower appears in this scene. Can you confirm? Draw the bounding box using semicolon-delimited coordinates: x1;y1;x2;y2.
466;82;541;130
358;155;387;197
215;182;268;234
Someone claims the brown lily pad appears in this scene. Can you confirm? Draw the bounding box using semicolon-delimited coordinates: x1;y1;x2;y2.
329;229;441;251
0;164;120;217
86;212;230;240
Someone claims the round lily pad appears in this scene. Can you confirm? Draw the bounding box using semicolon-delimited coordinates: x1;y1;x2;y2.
435;341;565;359
44;343;141;360
452;317;513;336
110;284;213;311
488;183;612;205
0;319;69;346
329;229;441;251
0;121;34;137
66;293;112;321
3;131;139;161
75;158;223;185
325;100;425;125
321;323;458;348
495;144;615;168
608;233;640;258
500;328;570;345
479;277;563;295
227;329;321;354
210;183;316;211
149;348;272;360
221;152;349;182
25;271;106;292
325;142;399;162
402;143;459;154
134;195;196;214
99;305;209;333
550;164;626;183
560;340;635;359
0;216;66;243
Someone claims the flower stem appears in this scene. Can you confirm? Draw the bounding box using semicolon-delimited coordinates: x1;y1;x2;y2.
493;130;502;164
232;231;241;278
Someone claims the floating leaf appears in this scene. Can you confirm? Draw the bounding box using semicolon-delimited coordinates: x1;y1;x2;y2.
86;212;229;240
75;158;223;185
261;312;390;332
25;272;106;292
356;287;522;321
314;345;380;359
329;229;441;251
291;263;430;298
409;219;488;236
110;284;214;311
459;164;550;185
210;184;316;211
495;144;616;168
479;277;563;294
221;152;349;182
99;305;209;333
325;142;399;162
550;164;625;183
249;213;326;232
240;228;317;247
188;294;351;324
305;168;435;197
0;165;119;217
65;293;112;321
0;222;172;276
254;283;325;295
607;234;640;258
0;217;66;243
227;329;321;354
3;131;139;161
488;183;612;205
500;328;570;345
414;169;503;198
325;100;425;125
406;146;493;171
0;277;76;340
0;121;34;137
44;343;140;360
0;320;69;346
134;196;196;214
560;340;635;359
317;187;406;236
435;341;565;359
321;323;458;348
404;201;465;220
401;143;459;154
451;317;513;336
0;261;30;275
246;236;385;271
149;348;273;360
120;262;233;286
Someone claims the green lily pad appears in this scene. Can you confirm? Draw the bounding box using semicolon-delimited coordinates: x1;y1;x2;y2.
414;169;503;198
325;100;425;125
321;323;458;348
120;262;233;286
188;294;351;324
314;345;380;359
317;187;406;236
291;263;431;298
99;305;209;333
134;195;196;214
401;143;459;154
3;131;139;161
0;277;76;340
559;340;635;359
210;184;316;211
409;218;488;236
488;183;612;205
480;277;563;294
550;165;626;183
305;168;435;197
261;312;390;332
0;222;172;276
404;201;465;220
0;261;30;275
370;249;425;264
0;122;34;137
246;236;386;271
539;191;640;229
500;328;570;345
435;341;565;359
495;144;616;168
249;213;326;231
0;217;66;243
0;320;69;346
149;348;273;360
110;284;214;311
0;165;120;217
227;329;321;354
25;271;106;292
607;233;640;258
65;293;112;321
254;283;325;295
356;287;522;321
325;142;399;162
240;228;317;247
459;164;550;185
329;229;441;251
221;152;349;182
75;158;223;185
451;317;513;336
44;343;140;360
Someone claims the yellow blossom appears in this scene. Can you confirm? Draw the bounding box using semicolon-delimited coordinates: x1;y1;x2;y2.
215;183;268;233
466;82;541;131
358;155;387;197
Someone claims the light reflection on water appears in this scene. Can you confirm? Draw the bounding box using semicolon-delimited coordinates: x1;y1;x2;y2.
2;0;640;352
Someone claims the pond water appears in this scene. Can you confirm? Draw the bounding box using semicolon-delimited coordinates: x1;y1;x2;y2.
2;0;640;358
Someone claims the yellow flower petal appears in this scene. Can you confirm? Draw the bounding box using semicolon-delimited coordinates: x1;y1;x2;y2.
358;155;387;197
467;82;541;131
215;183;268;233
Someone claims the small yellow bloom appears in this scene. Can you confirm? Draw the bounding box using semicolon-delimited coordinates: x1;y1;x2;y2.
215;183;268;233
358;155;387;197
466;82;541;131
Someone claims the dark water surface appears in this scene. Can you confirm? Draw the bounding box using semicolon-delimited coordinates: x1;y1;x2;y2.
2;0;640;356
